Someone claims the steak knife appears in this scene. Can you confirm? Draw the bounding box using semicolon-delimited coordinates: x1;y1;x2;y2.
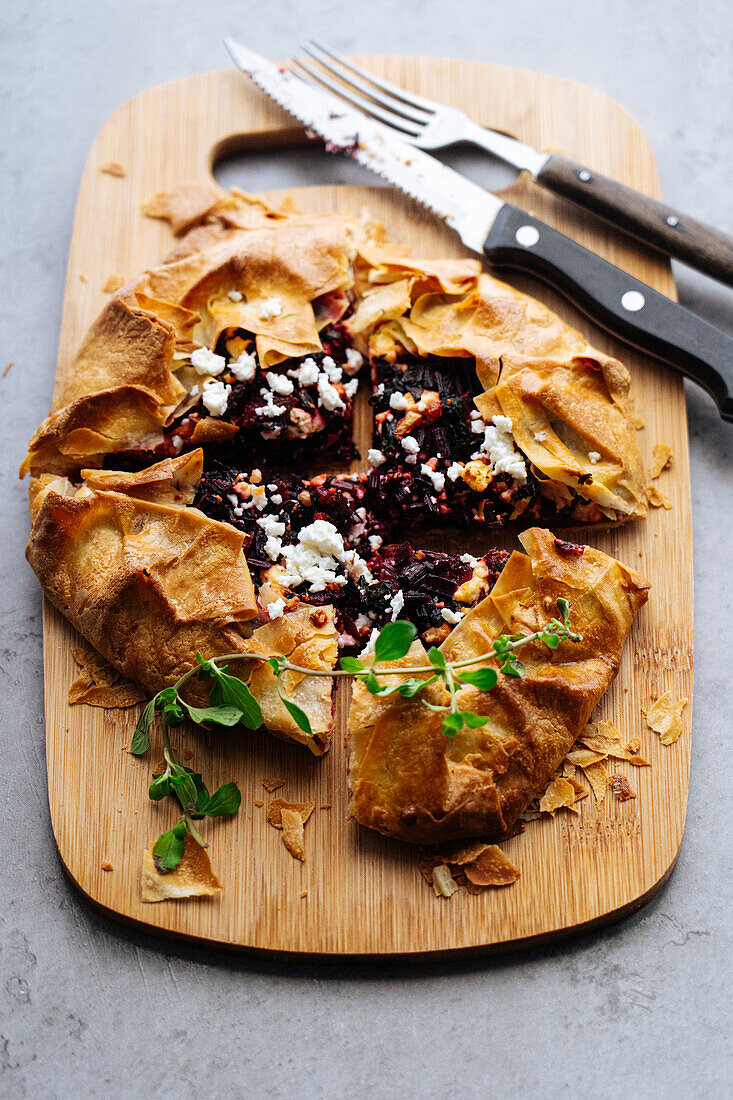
224;39;733;422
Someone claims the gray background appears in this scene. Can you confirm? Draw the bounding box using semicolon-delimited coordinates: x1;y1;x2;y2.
2;0;731;1096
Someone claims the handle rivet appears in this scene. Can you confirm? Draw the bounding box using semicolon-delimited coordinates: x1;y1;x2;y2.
515;225;540;247
621;290;646;312
666;215;679;227
578;170;592;181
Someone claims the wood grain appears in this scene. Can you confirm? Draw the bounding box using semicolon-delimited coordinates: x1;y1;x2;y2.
42;59;693;958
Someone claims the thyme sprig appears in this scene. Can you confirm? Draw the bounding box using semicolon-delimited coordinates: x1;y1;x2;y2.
132;599;581;869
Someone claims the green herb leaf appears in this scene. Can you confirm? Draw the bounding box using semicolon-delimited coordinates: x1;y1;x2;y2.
557;597;570;623
540;629;560;650
373;620;417;663
181;701;244;727
156;687;179;708
340;655;366;673
130;697;156;755
500;655;525;677
427;647;446;671
210;668;263;729
398;675;437;698
462;712;490;728
152;820;188;874
170;772;200;815
455;667;498;691
280;697;313;735
202;782;242;818
362;670;383;695
148;772;172;801
442;713;464;737
268;656;286;676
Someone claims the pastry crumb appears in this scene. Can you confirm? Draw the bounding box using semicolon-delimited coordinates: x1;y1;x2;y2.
280;808;306;861
645;691;687;745
539;776;579;814
101;861;113;872
182;749;194;761
262;777;285;792
267;798;315;828
3;361;13;377
609;774;636;801
79;272;88;284
300;890;308;898
100;160;126;177
650;443;673;478
646;484;672;509
102;273;126;294
141;835;222;902
431;863;460;897
254;799;264;807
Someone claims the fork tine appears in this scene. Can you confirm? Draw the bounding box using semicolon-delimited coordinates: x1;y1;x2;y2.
306;39;438;116
291;59;423;138
302;42;432;126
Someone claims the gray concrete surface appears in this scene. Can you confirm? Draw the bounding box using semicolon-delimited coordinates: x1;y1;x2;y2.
2;1;732;1096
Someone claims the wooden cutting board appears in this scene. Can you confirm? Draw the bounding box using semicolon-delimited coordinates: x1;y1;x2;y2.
42;59;693;959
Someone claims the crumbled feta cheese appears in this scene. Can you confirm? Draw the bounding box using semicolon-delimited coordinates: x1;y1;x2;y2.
264;536;283;560
460;553;479;567
266;371;294;396
190;384;199;396
441;607;464;625
201;379;231;416
230;350;257;382
317;372;345;411
470;417;487;434
470;409;482;420
389;391;410;411
257;514;286;539
321;355;342;383
356;612;374;630
254;388;287;417
191;347;226;377
344;347;363;374
287;357;320;386
401;435;420;454
249;484;268;511
227;493;239;507
258;297;282;320
361;627;381;658
534;430;548;443
389;590;405;621
267;483;278;492
405;455;417;465
474;415;527;484
280;519;349;593
170;436;183;453
446;462;464;482
233;506;243;517
368;534;383;551
343;377;359;399
228;289;243;301
375;383;385;397
270;493;282;505
588;451;601;464
343;550;373;583
367;448;386;467
421;464;445;493
266;597;286;619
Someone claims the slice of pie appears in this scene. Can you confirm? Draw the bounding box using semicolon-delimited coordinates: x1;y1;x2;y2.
348;528;650;843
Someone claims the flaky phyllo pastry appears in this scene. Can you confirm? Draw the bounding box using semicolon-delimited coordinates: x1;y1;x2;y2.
24;182;649;839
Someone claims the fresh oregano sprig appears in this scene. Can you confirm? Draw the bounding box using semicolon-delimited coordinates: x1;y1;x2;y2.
132;597;581;867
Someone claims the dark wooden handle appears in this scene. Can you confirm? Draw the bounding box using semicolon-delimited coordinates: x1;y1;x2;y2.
537;154;733;286
484;204;733;422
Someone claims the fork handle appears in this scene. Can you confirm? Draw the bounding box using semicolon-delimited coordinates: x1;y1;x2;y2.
483;204;733;421
535;155;733;286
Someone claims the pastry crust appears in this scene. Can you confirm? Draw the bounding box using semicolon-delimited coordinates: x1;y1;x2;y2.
348;528;650;844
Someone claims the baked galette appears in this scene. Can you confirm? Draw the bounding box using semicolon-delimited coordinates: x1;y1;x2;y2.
24;182;650;840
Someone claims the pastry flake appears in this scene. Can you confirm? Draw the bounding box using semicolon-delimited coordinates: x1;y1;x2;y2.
141;835;222;902
645;691;687;745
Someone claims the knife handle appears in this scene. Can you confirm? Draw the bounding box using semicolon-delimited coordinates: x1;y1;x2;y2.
536;155;733;287
484;204;733;422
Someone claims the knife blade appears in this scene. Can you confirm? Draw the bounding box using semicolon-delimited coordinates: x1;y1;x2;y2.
224;39;733;422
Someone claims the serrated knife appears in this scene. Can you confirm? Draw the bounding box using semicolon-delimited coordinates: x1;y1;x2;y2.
225;39;733;422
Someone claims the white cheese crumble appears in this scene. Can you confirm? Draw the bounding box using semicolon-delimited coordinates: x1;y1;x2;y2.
201;379;231;416
230;350;257;382
588;451;601;464
470;417;487;434
389;590;405;621
534;430;548;442
191;347;226;377
368;534;383;551
280;519;349;593
287;357;320;387
389;391;410;411
367;448;386;467
258;297;282;320
266;597;286;619
228;289;243;302
254;388;287;417
421;464;445;494
257;514;286;539
343;377;359;399
361;627;381;658
446;462;464;482
270;493;283;505
401;435;420;454
249;484;268;511
321;355;342;383
460;553;479;567
317;372;345;411
266;371;294;396
441;607;464;625
344;347;363;374
473;415;527;484
375;383;385;397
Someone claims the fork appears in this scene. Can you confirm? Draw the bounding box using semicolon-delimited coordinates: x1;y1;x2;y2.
292;40;733;286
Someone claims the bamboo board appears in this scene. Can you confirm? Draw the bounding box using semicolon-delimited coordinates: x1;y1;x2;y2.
41;59;693;959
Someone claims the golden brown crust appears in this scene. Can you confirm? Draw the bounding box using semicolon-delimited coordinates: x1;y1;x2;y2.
348;529;650;844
